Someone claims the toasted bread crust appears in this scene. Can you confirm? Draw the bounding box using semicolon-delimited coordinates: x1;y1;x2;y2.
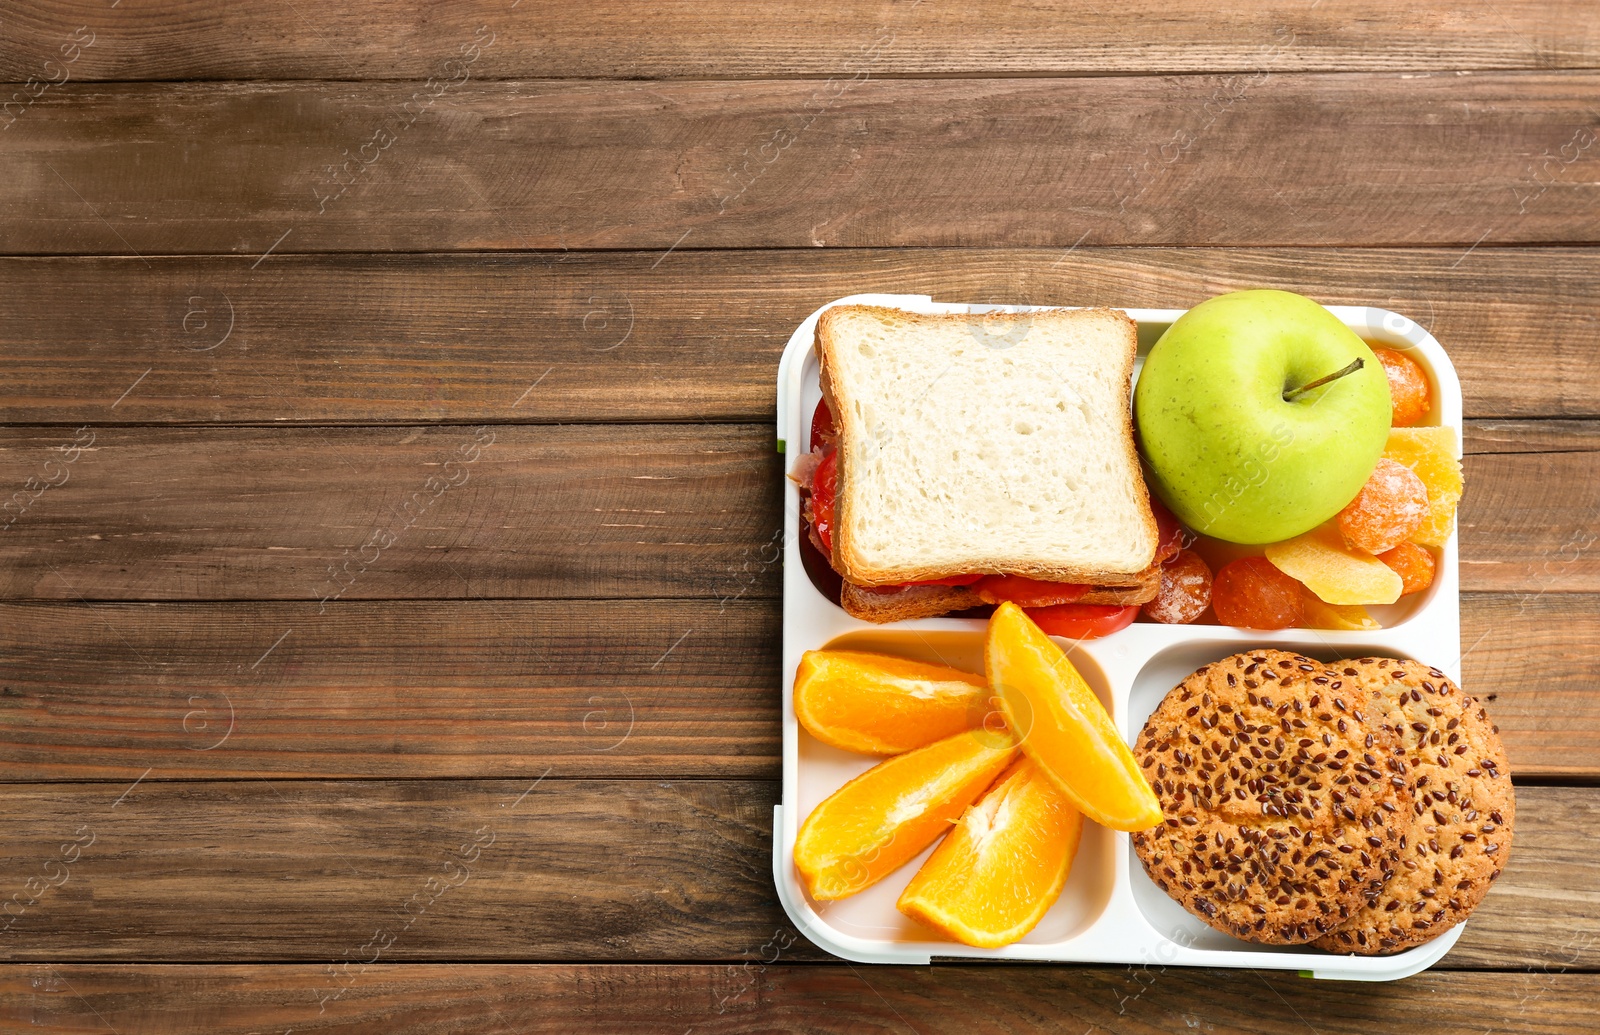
837;566;1158;624
1077;566;1160;606
817;304;1157;587
839;582;982;623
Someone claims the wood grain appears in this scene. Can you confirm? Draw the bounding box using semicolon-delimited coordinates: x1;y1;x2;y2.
0;781;1588;967
3;964;1598;1035
0;600;777;780
1;421;1597;600
1467;419;1600;453
0;593;1593;780
0;423;783;602
3;248;1598;425
3;76;1597;254
2;1;1595;82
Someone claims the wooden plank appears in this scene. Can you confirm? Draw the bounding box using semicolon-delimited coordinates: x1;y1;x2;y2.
3;965;1598;1035
1459;593;1600;779
3;248;1598;425
0;593;1592;781
0;779;785;962
1;421;1598;600
1458;449;1600;594
3;76;1596;254
1467;419;1600;453
3;1;1596;82
0;781;1587;966
1453;788;1600;971
0;600;778;780
0;423;783;602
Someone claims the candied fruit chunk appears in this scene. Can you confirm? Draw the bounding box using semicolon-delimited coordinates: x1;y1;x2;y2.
1336;457;1429;554
1150;496;1184;564
1142;549;1213;625
1383;427;1463;547
1264;523;1404;606
1378;541;1436;596
1300;594;1382;631
1372;347;1431;427
1212;556;1304;630
1188;535;1264;575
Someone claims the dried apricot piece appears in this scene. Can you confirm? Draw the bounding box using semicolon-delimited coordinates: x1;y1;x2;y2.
794;650;989;756
1264;522;1404;606
1211;556;1305;630
1300;594;1382;631
1188;535;1264;575
1372;347;1431;427
794;727;1018;900
1142;549;1212;625
1336;458;1429;554
898;758;1084;948
1378;541;1436;596
1383;427;1463;547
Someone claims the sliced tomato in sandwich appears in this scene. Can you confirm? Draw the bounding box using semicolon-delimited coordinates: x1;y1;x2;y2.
811;450;837;553
973;574;1090;607
1025;603;1139;640
809;398;836;454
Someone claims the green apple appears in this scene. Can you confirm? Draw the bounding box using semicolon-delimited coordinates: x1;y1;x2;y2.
1134;289;1391;544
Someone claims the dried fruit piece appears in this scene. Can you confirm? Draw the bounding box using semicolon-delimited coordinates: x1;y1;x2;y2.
1300;593;1382;631
1264;522;1404;606
794;650;989;756
898;758;1084;948
1378;541;1436;596
1142;549;1212;624
1187;535;1264;575
1371;347;1431;427
1336;458;1429;554
1383;426;1463;547
985;602;1162;831
1211;556;1305;630
1150;495;1184;564
794;727;1018;900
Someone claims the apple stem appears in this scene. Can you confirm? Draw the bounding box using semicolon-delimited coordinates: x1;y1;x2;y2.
1283;357;1364;402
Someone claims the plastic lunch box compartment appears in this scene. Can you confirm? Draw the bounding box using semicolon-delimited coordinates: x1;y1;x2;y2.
774;295;1464;980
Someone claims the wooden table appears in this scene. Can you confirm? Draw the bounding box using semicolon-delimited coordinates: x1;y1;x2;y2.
0;2;1596;1031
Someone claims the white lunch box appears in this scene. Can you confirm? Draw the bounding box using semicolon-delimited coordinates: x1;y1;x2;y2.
773;293;1464;980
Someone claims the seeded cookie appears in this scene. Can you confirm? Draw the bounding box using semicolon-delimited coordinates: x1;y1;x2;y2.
1313;658;1514;955
1130;650;1416;944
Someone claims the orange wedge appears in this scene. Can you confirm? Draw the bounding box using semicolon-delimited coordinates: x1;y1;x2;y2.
898;757;1084;947
794;649;990;755
794;727;1018;900
985;601;1162;832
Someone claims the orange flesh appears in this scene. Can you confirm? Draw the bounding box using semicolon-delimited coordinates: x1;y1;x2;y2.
898;757;1084;947
794;650;990;755
985;602;1163;832
794;727;1019;900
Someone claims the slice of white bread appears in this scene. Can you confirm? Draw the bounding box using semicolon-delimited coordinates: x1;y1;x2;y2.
818;304;1158;587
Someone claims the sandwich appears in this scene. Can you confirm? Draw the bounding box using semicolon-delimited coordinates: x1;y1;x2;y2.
792;304;1176;626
